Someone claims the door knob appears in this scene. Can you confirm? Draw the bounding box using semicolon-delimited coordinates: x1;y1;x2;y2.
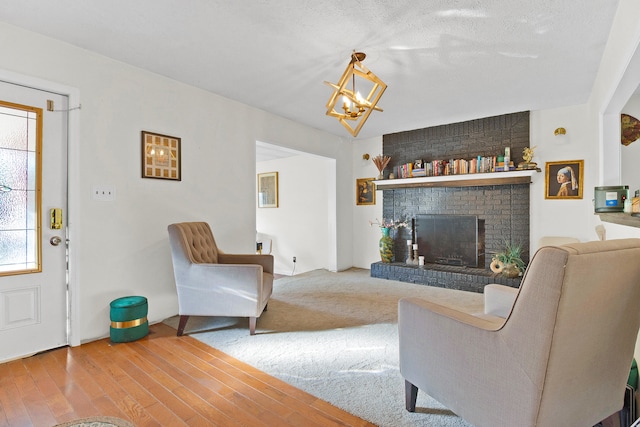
50;236;63;246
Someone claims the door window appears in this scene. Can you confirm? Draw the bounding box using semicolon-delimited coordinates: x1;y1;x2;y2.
0;101;42;275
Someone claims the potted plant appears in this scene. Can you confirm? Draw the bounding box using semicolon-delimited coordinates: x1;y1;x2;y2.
490;241;526;278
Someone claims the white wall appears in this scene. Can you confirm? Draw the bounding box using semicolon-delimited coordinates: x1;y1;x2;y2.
529;104;602;250
588;0;640;244
0;22;350;343
256;154;332;275
590;0;640;186
351;137;384;268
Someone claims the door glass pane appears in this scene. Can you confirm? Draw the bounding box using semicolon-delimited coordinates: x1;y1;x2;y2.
0;102;41;275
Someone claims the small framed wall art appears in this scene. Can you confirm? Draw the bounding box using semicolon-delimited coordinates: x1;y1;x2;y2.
545;159;584;199
356;177;376;205
258;171;279;208
141;131;181;180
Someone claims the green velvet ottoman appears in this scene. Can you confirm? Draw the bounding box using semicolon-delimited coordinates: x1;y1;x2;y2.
110;296;148;343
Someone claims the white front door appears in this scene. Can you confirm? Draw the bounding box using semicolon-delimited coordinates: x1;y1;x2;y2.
0;81;69;362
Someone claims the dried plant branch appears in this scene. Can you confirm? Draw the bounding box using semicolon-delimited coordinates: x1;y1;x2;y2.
372;154;391;173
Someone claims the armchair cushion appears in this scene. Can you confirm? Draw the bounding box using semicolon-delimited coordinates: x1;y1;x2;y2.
175;221;221;264
483;283;518;318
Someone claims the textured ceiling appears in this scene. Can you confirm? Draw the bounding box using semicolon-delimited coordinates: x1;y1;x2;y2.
0;1;621;140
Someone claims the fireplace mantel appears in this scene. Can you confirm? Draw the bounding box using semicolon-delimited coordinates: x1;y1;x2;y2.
373;169;540;190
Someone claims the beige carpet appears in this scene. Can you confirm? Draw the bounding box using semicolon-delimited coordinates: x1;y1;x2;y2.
54;416;134;427
164;268;484;427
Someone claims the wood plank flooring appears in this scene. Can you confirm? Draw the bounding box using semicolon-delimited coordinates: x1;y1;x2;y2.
0;323;376;427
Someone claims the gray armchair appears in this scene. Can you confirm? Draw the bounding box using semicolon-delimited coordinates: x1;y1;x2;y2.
168;222;273;336
399;238;640;427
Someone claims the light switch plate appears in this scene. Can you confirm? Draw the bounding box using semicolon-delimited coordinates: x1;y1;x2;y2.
91;185;116;201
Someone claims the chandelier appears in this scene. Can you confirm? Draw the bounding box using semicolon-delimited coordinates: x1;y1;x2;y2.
324;51;387;137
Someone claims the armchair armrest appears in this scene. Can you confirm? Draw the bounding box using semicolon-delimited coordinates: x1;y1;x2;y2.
176;263;268;316
400;297;505;333
484;284;518;318
219;253;274;274
188;263;265;292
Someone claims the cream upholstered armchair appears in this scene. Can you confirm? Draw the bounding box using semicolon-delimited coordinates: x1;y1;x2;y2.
399;239;640;427
167;222;273;336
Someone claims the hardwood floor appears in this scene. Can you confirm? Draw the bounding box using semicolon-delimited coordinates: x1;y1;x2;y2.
0;323;376;427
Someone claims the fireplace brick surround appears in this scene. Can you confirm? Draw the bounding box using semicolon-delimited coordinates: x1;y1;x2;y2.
370;111;531;292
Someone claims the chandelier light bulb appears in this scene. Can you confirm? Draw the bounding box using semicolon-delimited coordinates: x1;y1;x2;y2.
342;95;350;109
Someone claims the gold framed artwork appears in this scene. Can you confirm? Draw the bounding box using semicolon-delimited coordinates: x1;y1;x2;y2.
545;160;584;199
258;172;279;208
356;177;376;205
141;131;181;180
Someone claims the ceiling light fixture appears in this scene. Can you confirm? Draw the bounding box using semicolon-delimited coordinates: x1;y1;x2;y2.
324;51;387;137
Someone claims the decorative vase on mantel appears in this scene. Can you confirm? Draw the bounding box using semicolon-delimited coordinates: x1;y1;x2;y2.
372;154;391;181
379;227;394;263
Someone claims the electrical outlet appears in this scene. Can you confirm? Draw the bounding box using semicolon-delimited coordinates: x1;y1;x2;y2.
293;256;296;263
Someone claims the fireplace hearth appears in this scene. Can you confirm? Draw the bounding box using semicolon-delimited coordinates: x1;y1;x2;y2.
370;262;520;293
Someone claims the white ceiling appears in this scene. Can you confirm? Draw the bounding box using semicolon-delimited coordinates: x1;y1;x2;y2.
0;1;621;141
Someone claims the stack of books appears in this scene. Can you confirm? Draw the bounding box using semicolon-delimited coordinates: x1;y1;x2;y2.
391;155;516;178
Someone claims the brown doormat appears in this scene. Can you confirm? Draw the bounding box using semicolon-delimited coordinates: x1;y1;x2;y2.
54;416;134;427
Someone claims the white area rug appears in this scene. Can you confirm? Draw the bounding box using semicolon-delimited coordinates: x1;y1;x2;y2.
164;268;483;427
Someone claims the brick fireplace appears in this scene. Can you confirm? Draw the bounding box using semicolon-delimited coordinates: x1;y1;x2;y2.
370;111;531;292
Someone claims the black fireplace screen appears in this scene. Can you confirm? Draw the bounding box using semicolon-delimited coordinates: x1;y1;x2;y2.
415;214;485;268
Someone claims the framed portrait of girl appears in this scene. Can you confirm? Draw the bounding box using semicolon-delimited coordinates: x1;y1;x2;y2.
545;160;584;199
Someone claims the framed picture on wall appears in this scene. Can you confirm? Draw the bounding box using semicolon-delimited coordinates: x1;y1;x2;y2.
258;171;279;208
141;131;181;180
356;177;376;205
545;159;584;199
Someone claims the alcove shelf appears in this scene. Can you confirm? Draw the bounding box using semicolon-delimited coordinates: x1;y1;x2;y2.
596;212;640;229
373;169;540;190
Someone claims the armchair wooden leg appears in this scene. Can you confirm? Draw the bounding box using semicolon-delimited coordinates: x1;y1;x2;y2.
177;315;189;336
249;317;257;335
405;380;418;412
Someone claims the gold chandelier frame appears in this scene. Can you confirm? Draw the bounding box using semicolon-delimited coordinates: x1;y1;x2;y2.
324;51;387;137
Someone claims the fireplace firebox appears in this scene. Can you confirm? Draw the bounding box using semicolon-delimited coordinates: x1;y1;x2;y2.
415;214;485;268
